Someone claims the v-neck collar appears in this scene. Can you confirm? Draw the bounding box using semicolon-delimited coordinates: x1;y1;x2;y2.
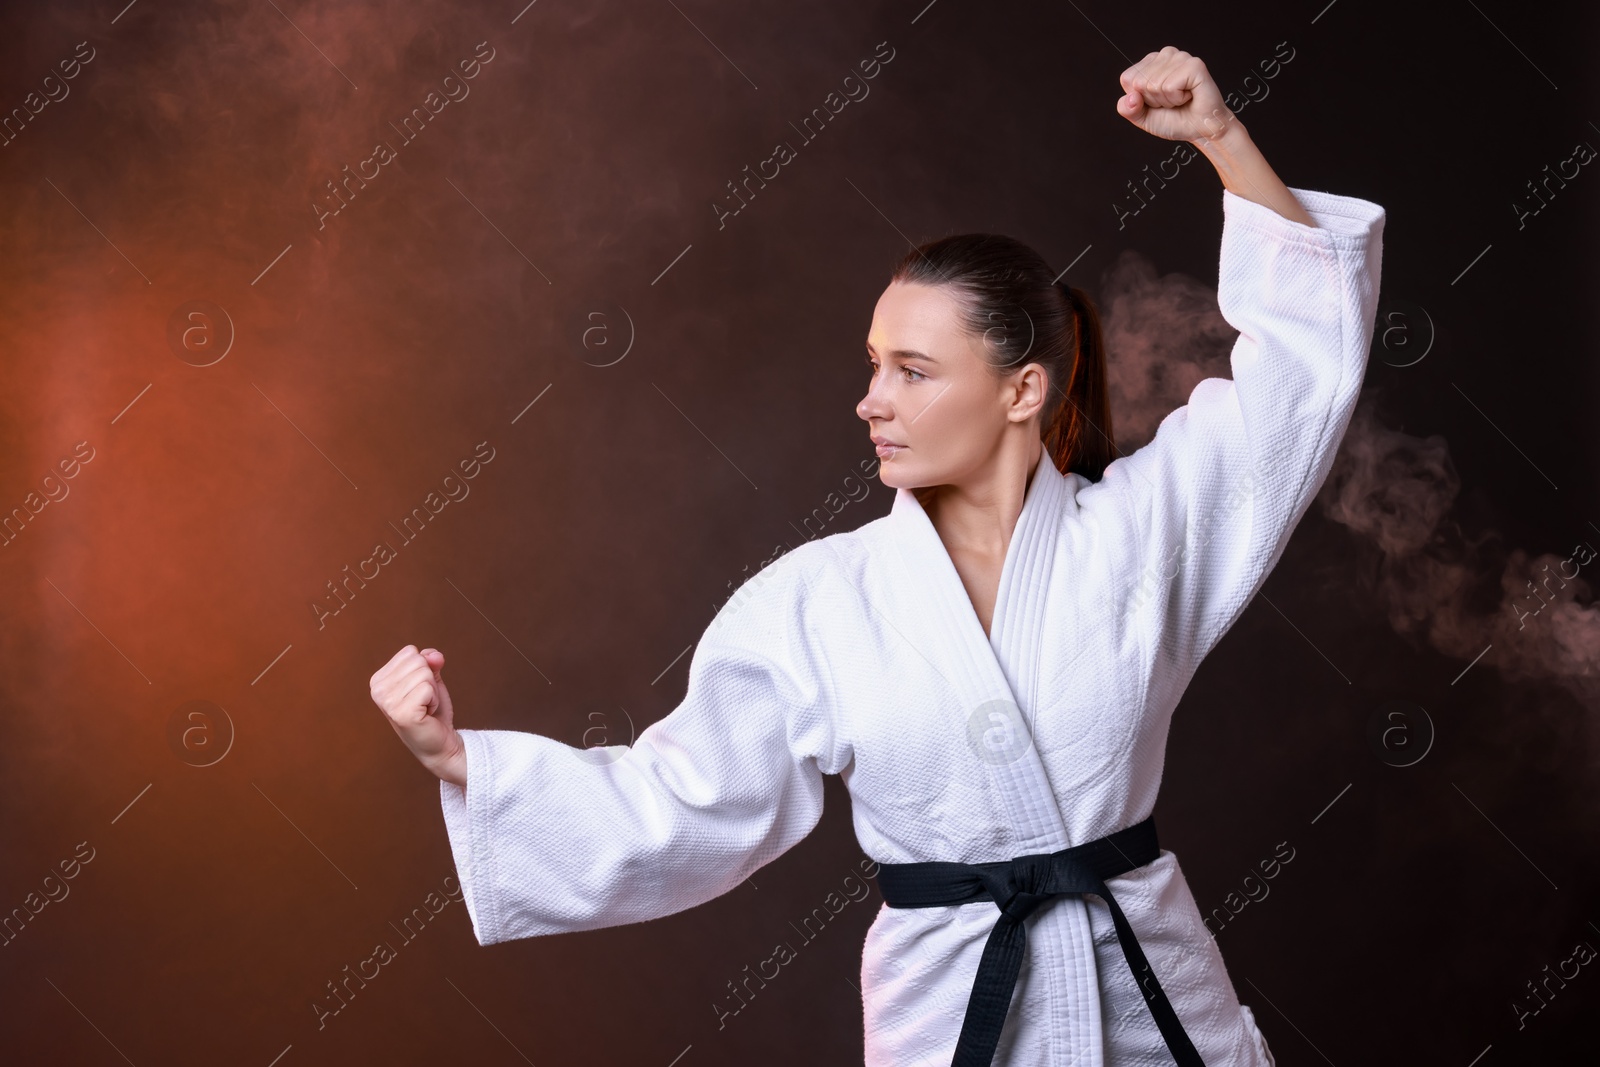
888;452;1064;660
882;452;1073;852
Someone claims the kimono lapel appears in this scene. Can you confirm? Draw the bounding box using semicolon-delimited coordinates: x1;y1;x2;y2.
881;453;1074;854
881;456;1109;1061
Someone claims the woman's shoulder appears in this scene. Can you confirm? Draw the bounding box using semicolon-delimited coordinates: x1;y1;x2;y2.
704;527;875;640
778;528;883;605
765;515;887;582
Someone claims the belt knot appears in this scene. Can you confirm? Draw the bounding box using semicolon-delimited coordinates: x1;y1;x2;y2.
991;852;1056;923
873;815;1207;1066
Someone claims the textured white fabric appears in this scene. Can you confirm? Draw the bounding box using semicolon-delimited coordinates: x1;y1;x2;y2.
440;185;1385;1065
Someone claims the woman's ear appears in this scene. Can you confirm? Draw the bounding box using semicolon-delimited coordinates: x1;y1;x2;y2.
1007;363;1052;423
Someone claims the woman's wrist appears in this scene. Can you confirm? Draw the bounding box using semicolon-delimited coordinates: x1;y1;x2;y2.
1191;112;1250;168
1192;119;1317;227
434;731;468;789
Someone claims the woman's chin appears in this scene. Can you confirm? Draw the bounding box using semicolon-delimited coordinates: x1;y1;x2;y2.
875;458;930;491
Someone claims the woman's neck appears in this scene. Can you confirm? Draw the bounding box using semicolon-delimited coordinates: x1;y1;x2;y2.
919;439;1046;560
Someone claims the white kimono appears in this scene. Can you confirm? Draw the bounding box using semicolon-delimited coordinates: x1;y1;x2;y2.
440;185;1386;1065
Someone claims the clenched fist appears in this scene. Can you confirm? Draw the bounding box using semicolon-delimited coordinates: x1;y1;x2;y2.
1116;46;1235;145
371;645;468;788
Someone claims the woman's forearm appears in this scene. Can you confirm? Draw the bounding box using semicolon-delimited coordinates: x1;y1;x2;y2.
1194;119;1317;227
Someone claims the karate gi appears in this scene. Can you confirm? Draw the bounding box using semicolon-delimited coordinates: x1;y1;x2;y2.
440;185;1386;1065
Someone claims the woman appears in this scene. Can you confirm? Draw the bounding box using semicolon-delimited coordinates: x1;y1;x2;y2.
370;46;1384;1066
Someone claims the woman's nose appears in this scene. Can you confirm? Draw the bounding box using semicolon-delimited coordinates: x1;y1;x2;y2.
858;380;890;422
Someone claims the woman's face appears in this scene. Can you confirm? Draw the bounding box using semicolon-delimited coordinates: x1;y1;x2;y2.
858;281;1048;490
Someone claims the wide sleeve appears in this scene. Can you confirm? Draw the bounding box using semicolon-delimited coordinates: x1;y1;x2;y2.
1108;186;1386;683
437;545;848;946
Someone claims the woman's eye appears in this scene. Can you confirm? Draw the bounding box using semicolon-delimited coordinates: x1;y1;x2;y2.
865;356;923;382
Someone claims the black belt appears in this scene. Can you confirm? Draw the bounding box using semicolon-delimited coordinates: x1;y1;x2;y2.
876;815;1204;1066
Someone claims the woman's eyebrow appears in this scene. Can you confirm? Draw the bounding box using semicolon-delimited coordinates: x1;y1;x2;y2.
866;342;939;364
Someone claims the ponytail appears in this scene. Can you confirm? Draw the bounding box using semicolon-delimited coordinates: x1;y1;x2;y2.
1043;283;1115;483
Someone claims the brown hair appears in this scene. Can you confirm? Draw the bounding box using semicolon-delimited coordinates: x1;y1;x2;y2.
889;234;1115;482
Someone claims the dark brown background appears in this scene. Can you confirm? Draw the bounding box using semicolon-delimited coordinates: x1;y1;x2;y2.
2;1;1597;1064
